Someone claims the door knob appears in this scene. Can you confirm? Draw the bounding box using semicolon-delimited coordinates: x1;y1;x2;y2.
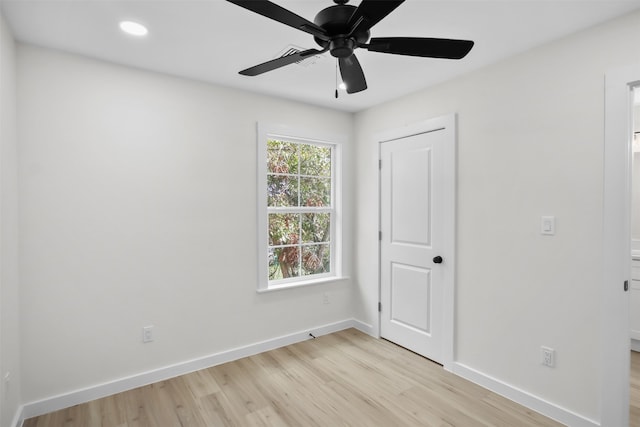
433;256;443;264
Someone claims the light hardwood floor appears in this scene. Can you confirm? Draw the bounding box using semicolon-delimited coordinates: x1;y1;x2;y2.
24;329;571;426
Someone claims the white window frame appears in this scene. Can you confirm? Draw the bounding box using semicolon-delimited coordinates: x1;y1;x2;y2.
257;123;343;292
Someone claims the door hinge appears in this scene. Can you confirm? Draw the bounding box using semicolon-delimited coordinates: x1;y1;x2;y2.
625;280;629;292
379;231;382;241
378;302;382;312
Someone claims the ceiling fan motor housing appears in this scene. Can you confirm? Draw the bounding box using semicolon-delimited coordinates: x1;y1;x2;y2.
313;5;370;58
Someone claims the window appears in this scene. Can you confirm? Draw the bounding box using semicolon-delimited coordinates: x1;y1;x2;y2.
257;124;342;291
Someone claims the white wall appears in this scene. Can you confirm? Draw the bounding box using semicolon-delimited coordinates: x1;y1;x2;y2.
354;10;640;423
0;11;21;427
17;44;355;403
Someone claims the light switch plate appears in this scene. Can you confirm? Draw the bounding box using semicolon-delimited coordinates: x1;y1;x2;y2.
541;216;555;235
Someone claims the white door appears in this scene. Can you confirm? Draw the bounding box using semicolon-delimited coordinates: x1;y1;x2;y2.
379;116;455;364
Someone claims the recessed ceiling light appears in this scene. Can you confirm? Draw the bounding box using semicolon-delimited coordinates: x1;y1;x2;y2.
119;21;148;37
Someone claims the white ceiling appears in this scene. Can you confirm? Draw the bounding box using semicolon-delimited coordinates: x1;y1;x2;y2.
2;0;640;112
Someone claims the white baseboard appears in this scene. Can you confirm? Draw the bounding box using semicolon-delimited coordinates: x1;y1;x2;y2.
11;406;24;427
452;362;599;427
18;318;362;424
350;318;375;336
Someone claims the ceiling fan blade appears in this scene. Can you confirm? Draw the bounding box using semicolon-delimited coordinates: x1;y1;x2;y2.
366;37;474;59
240;48;325;76
339;54;367;94
347;0;405;35
226;0;329;40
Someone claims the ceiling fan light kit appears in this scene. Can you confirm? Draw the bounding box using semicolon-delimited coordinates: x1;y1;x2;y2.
227;0;474;95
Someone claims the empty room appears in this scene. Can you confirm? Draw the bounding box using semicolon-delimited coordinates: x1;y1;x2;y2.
2;1;640;426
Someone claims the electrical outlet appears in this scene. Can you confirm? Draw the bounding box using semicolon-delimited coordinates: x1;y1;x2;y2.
323;292;330;304
143;325;154;343
541;346;555;367
541;216;556;235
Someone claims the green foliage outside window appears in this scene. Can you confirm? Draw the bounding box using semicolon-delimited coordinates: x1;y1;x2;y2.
267;139;332;281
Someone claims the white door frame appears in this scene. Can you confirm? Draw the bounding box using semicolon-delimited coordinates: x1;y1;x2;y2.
602;64;640;427
377;114;457;371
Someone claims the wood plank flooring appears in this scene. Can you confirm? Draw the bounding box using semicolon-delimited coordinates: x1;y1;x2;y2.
24;329;569;426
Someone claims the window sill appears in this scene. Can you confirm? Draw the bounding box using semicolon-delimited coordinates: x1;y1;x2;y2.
257;276;350;293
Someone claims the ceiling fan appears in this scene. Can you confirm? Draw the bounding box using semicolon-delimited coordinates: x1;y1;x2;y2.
226;0;474;94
